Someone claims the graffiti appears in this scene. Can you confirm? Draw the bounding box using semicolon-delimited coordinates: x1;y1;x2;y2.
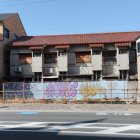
45;82;78;98
79;83;106;98
2;81;140;101
4;83;33;98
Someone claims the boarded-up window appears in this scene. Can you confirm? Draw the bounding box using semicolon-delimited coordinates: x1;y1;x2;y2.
44;53;57;63
19;53;32;64
76;52;91;63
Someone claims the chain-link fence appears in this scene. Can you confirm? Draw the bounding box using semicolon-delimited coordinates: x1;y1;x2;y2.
0;81;139;104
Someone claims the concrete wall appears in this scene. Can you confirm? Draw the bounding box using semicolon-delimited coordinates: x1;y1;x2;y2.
58;55;68;72
92;53;102;71
32;53;42;72
118;49;129;70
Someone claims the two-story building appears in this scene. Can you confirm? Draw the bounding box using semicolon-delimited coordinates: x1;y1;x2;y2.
10;31;140;82
0;13;26;81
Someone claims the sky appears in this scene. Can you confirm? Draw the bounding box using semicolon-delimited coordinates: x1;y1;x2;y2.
0;0;140;36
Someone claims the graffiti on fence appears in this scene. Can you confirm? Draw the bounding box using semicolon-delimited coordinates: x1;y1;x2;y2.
45;82;78;98
2;81;140;101
79;83;106;98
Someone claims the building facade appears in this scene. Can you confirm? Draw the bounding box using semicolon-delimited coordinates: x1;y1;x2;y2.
0;13;26;81
10;31;140;82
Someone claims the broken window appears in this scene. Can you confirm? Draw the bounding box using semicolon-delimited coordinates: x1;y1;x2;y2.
76;51;91;63
19;53;32;64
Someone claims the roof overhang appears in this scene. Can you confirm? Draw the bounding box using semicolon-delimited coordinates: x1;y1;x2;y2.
55;45;70;49
115;42;131;47
89;44;104;48
29;46;44;50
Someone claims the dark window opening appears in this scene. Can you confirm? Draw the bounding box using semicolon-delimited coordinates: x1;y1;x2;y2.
34;72;41;81
119;49;128;54
92;50;101;55
44;52;57;63
120;70;127;80
4;28;10;38
4;51;10;63
33;52;41;57
59;50;66;56
93;71;101;80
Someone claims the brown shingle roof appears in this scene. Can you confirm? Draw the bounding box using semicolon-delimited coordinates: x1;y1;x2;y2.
11;31;140;47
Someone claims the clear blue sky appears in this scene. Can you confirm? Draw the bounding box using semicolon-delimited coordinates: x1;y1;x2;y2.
0;0;140;36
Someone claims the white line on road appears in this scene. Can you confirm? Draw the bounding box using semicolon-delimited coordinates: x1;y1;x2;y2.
95;112;133;116
71;104;83;111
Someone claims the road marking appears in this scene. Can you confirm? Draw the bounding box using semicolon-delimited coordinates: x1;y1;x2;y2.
0;121;140;137
95;112;133;116
17;111;38;115
71;104;83;111
59;130;140;136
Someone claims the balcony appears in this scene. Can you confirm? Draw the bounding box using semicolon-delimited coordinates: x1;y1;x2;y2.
68;65;93;75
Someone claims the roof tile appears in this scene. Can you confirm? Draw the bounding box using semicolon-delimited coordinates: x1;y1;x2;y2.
11;31;140;47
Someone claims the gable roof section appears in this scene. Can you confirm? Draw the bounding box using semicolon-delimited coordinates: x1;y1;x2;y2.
11;31;140;47
0;13;16;21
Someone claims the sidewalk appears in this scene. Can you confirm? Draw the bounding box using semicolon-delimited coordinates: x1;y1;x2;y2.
0;103;140;113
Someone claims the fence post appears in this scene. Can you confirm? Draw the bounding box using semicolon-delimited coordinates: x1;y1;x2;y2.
110;80;112;104
22;81;25;103
135;88;138;104
2;82;5;104
124;81;125;102
64;82;67;104
86;81;88;103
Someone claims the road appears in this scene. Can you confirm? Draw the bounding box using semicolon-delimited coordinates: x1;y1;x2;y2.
0;111;140;140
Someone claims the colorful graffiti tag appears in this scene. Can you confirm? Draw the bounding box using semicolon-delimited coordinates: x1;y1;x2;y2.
45;82;78;98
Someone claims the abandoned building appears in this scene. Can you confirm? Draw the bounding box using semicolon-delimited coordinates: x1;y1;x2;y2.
9;31;140;82
0;13;26;82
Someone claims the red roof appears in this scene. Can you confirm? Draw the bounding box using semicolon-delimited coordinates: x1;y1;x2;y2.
115;42;131;47
89;44;104;48
55;45;69;49
11;31;140;47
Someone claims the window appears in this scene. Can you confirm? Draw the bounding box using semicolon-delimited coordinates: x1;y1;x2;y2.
137;42;140;53
44;52;57;63
33;52;41;57
119;49;128;54
4;28;9;38
76;51;91;63
92;50;101;55
19;53;32;64
58;49;66;56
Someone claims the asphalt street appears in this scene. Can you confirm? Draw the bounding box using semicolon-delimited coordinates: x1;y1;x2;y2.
0;111;140;140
